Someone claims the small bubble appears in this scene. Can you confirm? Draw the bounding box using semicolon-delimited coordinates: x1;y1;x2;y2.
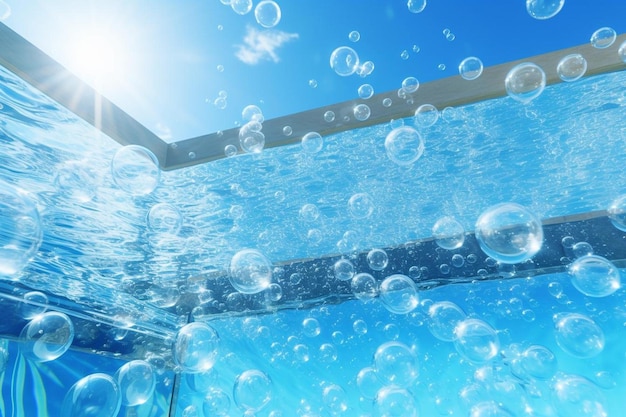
217;24;224;31
188;152;196;159
224;144;238;157
458;56;484;80
451;254;465;268
302;317;321;337
348;192;374;219
358;84;374;99
384;126;425;166
557;54;587;82
301;131;324;154
353;104;371;121
231;0;253;15
308;79;318;88
400;50;410;60
330;46;360;76
367;248;389;271
590;27;616;49
407;0;427;13
348;30;360;42
379;274;418;314
505;62;546;103
382;97;392;107
214;97;227;109
437;63;446;71
334;259;355;281
351;273;378;300
401;76;419;93
414;103;439;127
357;60;375;77
282;125;292;136
323;110;335;122
526;0;564;19
254;0;281;28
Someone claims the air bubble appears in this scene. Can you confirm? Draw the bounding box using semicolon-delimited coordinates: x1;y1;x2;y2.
407;0;427;13
458;57;484;80
526;0;564;19
330;46;360;76
242;105;264;123
225;144;238;157
301;132;324;154
414;104;439;127
453;318;500;363
111;145;160;196
520;345;557;380
348;192;374;219
557;54;587;82
115;360;156;406
374;341;418;387
353;104;371;121
505;62;546;103
401;76;419;94
20;311;74;362
308;79;318;88
173;322;219;373
348;30;360;42
590;27;616;49
351;273;378;300
382;98;392;107
379;274;419;314
428;301;466;342
568;255;620;297
231;0;253;15
229;249;272;294
400;50;410;60
384;126;425;166
554;313;604;358
375;386;418;417
282;125;292;136
608;194;626;231
323;110;335;123
254;1;281;28
475;203;543;264
552;375;608;416
432;216;465;250
334;258;355;281
358;84;374;99
148;203;182;235
61;373;121;417
302;318;321;337
233;369;273;412
619;40;626;62
367;248;388;271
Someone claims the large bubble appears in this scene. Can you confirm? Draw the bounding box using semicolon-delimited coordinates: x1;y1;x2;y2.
20;311;74;362
407;0;427;13
608;194;626;231
111;145;160;196
348;192;375;219
453;318;500;363
239;122;265;154
367;248;388;271
520;345;557;380
330;46;360;76
173;322;220;373
552;375;608;417
505;63;546;103
475;203;543;264
374;341;419;387
432;216;465;250
301;131;324;154
384;126;425;166
458;56;484;80
19;291;48;320
554;313;604;358
0;180;42;276
525;0;564;19
115;360;156;406
427;301;466;342
568;255;621;297
351;273;378;300
375;386;418;417
379;274;419;314
333;258;355;281
233;369;273;412
148;203;183;235
229;249;272;294
590;27;616;49
353;103;371;121
61;373;121;417
557;54;587;82
231;0;253;15
414;103;439;127
203;388;231;416
401;76;419;94
254;0;281;28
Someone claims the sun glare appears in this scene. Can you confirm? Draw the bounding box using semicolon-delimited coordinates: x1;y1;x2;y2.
69;31;127;87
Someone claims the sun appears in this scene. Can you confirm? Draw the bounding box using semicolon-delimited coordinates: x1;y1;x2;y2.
68;29;128;88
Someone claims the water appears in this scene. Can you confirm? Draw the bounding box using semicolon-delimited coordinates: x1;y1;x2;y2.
1;58;626;415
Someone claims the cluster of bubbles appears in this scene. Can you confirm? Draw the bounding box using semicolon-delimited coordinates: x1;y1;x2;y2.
211;90;228;110
238;105;266;153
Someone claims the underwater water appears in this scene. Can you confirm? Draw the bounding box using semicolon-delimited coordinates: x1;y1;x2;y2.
1;52;626;416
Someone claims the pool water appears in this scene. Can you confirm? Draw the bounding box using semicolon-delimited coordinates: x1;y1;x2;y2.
1;57;626;415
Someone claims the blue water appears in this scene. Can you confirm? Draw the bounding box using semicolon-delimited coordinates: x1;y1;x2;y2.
0;60;626;416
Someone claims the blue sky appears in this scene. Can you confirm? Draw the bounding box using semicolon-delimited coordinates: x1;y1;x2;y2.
3;0;626;141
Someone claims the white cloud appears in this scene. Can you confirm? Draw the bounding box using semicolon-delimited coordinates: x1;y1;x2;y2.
235;26;299;65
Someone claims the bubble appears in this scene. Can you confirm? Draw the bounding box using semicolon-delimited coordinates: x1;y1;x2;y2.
323;110;336;122
358;83;374;99
225;144;238;157
353;104;371;121
0;1;11;20
414;103;439;127
302;317;321;337
111;145;160;196
147;203;182;235
301;131;324;154
216;64;225;72
231;0;253;15
367;248;389;271
334;258;355;281
229;249;272;294
348;30;360;42
427;301;466;342
384;126;425;166
445;32;456;41
400;50;410;60
608;194;626;231
351;272;378;300
357;367;382;399
375;386;418;417
242;105;264;123
619;40;626;63
590;27;616;49
453;318;500;363
379;274;419;314
451;254;465;268
299;203;320;222
114;360;155;406
293;344;310;362
18;291;48;320
382;97;392;107
330;46;360;77
401;76;419;94
437;63;446;71
61;373;121;417
432;216;465;250
254;1;281;28
173;322;219;373
323;384;348;414
526;0;564;19
239;124;265;154
552;375;607;417
344;193;374;220
554;313;604;358
505;63;546;103
233;369;272;412
353;319;368;335
374;341;418;387
568;255;621;297
557;53;587;82
357;60;375;77
407;0;427;13
203;388;231;416
319;343;338;363
214;96;227;109
520;345;557;380
20;311;74;362
308;79;318;88
459;56;484;80
475;203;543;264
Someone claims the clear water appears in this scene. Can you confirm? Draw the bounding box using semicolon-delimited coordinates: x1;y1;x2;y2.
0;60;626;416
